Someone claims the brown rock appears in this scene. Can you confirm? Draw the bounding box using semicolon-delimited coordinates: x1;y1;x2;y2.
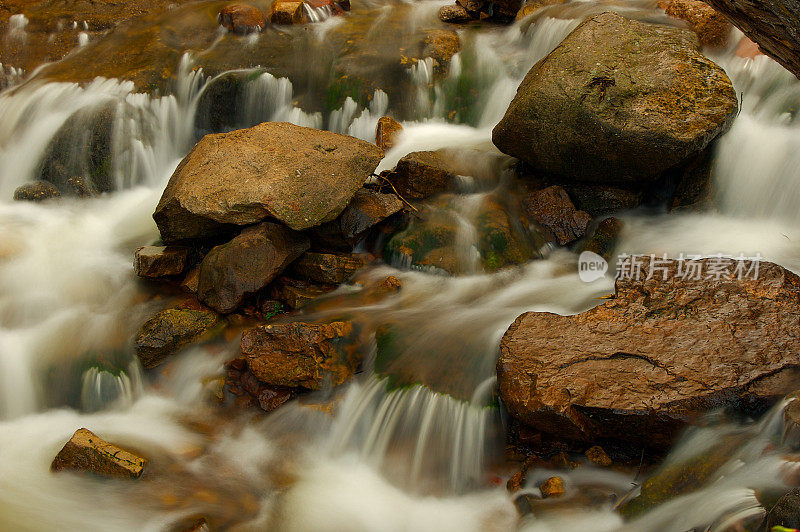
291;252;366;284
13;181;60;202
387;151;458;200
438;4;474;23
563;184;642;216
492;12;738;186
659;0;731;47
134;245;190;278
578;217;623;262
269;0;307;24
311;189;404;250
241;321;360;389
135;306;221;368
376;116;403;153
270;279;334;310
523;186;591;246
585;445;612;467
456;0;485;12
539;476;565;498
256;385;294;412
218;3;266;34
197;222;310;314
422;30;461;72
182;268;200;293
498;257;800;447
51;428;147;479
153;122;382;242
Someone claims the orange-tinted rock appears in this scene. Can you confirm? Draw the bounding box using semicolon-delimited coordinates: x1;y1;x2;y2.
523;186;591;246
539;476;565;498
51;428;147;479
422;29;461;72
134;245;190;278
585;445;612;467
134;305;221;368
218;3;266;34
241;320;361;390
498;257;800;448
197;222;310;314
376;116;403;153
659;0;731;47
438;4;474;23
269;0;307;24
736;37;763;59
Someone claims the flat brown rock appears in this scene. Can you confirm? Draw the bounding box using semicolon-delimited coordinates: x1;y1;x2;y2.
498;257;800;447
51;428;146;479
134;245;189;278
153;122;383;242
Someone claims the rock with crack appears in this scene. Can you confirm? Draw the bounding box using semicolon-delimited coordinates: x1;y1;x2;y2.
153;122;383;242
497;256;800;447
51;428;147;479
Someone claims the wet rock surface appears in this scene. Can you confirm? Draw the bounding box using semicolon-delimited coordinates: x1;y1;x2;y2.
386;151;459;200
197;222;310;314
13;181;60;202
291;252;367;284
218;3;266;34
498;257;800;447
375;116;403;153
767;488;800;529
659;0;731;47
153;122;382;242
135;305;221;368
493;12;738;185
134;245;190;279
311;188;405;250
51;428;147;479
523;185;591;246
241;320;361;390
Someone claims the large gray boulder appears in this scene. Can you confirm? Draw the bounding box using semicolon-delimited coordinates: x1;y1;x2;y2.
153;122;383;242
492;12;738;185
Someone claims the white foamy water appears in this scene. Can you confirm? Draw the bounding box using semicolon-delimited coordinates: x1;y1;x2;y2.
0;0;799;530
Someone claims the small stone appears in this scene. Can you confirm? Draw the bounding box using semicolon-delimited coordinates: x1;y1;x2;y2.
270;0;307;24
134;245;190;278
13;181;60;202
387;150;458;200
438;4;474;23
376;116;403;153
507;471;524;493
291;252;367;284
578;217;623;263
539;476;565;498
550;451;580;470
256;385;294;412
182;267;200;293
51;428;147;479
135;306;221;368
270;280;334;310
218;3;266;34
585;445;612;467
523;185;591;246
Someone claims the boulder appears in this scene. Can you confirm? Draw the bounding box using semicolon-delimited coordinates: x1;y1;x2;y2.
562;184;642;216
523;186;591;246
439;4;474;23
135;305;221;368
375;116;403;153
766;488;800;529
197;222;310;314
498;257;800;447
387;151;458;200
51;428;146;479
291;252;367;284
492;12;738;186
659;0;731;47
134;245;190;278
241;321;360;389
218;3;266;34
269;1;307;24
13;181;60;202
703;0;800;79
311;189;404;250
153;122;382;242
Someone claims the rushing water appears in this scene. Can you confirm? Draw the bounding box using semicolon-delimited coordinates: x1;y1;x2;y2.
1;0;800;530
